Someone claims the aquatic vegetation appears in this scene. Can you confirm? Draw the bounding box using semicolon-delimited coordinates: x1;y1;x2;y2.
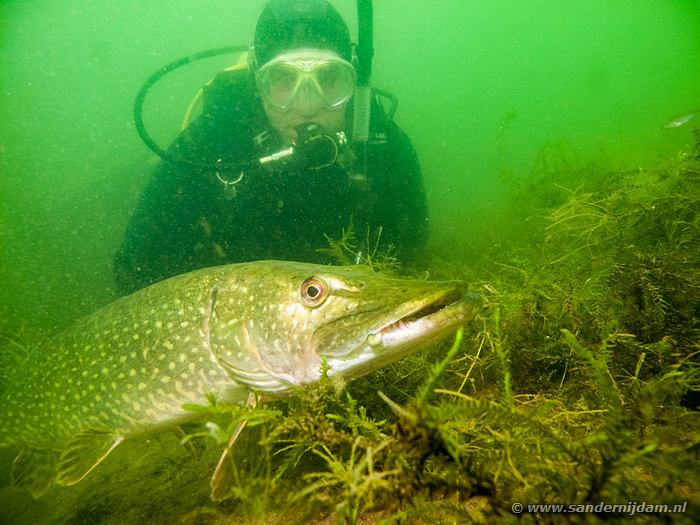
317;216;400;274
154;142;697;525
1;144;698;524
236;143;697;524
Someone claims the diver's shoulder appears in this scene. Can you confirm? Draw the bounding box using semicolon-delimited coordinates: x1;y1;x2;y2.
367;90;409;138
209;66;254;91
368;110;412;151
203;68;259;118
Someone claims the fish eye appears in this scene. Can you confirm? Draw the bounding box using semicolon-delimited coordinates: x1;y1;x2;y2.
300;276;330;307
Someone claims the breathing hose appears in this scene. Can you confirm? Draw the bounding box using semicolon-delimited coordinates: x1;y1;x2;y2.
133;45;250;172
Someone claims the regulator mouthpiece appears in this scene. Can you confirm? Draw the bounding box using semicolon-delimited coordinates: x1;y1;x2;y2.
294;123;346;169
259;123;347;170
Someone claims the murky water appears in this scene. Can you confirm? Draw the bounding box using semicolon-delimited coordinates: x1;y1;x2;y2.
1;1;698;523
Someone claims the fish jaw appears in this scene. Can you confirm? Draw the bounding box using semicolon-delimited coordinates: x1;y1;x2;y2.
322;292;483;381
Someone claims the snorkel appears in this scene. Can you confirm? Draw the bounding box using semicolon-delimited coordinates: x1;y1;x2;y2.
133;0;375;176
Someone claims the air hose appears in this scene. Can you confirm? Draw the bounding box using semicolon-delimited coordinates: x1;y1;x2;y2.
133;45;250;172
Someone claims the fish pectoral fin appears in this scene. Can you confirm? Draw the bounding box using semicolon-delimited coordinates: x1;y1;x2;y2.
210;392;257;501
209;419;248;501
57;429;124;486
11;448;59;498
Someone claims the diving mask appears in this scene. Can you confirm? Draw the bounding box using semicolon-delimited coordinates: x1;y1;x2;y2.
256;50;356;111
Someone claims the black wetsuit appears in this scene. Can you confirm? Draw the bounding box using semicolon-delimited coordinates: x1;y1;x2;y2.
114;69;428;295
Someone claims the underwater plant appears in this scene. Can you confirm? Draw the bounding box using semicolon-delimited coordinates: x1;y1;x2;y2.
317;216;400;274
1;143;698;525
234;142;699;524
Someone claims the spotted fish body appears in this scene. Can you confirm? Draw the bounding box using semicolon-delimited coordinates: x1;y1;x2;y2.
0;260;481;496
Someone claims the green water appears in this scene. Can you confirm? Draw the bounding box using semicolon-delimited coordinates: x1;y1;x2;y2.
1;3;699;522
1;0;698;330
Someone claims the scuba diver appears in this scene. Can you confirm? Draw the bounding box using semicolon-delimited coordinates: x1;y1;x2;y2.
114;0;428;295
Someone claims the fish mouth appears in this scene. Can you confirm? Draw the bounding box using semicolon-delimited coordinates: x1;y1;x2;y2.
374;288;467;340
371;288;482;352
325;288;482;381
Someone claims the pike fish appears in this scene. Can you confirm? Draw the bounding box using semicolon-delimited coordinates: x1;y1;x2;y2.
0;260;481;498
